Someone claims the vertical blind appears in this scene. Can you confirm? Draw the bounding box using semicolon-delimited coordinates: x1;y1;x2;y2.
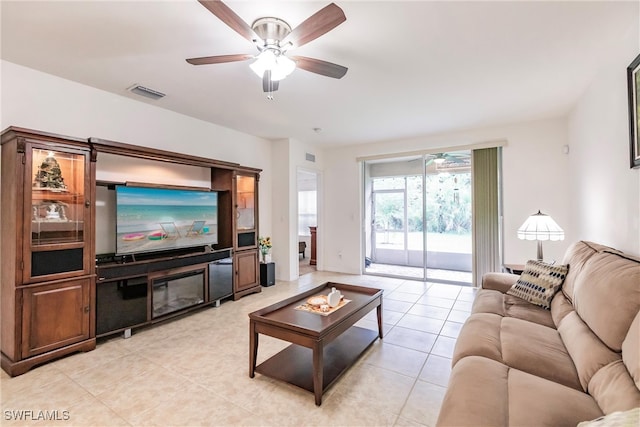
472;147;502;286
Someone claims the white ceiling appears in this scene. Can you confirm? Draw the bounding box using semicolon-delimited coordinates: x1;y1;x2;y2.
1;1;636;147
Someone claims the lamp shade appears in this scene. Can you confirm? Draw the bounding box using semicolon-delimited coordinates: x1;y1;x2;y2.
517;210;564;241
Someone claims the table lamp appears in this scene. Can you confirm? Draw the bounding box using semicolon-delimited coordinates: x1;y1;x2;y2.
517;210;564;261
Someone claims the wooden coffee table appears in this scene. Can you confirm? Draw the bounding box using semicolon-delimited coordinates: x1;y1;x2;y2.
249;282;383;405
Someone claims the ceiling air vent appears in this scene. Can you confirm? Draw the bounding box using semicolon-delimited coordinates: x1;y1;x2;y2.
127;84;165;100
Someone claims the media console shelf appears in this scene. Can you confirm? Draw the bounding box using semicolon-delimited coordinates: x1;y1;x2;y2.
1;127;263;376
96;248;233;338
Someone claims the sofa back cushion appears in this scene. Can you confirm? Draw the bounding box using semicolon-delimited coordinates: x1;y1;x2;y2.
561;241;619;304
586;311;640;413
622;311;640;390
572;251;640;352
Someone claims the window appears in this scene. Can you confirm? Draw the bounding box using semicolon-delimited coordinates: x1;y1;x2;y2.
298;190;317;236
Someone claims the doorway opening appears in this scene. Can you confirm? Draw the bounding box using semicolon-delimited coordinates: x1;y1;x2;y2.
297;169;318;276
363;152;472;285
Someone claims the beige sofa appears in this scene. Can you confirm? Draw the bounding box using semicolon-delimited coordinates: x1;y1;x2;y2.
436;241;640;426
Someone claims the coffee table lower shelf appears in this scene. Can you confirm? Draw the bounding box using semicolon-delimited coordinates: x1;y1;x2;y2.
255;326;378;397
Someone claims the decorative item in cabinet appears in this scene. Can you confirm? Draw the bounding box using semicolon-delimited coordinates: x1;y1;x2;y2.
30;148;87;248
236;174;256;232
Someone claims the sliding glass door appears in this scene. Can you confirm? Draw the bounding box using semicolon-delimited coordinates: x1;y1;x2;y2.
364;152;472;284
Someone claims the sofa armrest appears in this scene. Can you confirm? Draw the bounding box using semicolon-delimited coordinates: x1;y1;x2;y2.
482;272;519;293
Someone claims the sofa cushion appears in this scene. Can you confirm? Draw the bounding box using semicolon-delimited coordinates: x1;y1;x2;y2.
623;311;640;390
557;311;621;391
572;251;640;352
560;241;617;303
506;260;568;310
586;311;640;414
453;313;582;390
473;289;555;329
588;360;640;414
550;291;574;327
436;356;603;427
481;271;519;293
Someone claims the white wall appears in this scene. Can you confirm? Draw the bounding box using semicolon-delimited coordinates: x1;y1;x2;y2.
323;118;572;274
270;138;324;281
567;30;640;255
1;60;273;257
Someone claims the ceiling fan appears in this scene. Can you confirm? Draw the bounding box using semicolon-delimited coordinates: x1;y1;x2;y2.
426;153;470;166
186;0;348;98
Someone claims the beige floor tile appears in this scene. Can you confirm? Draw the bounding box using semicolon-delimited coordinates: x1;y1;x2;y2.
452;300;473;312
396;314;444;335
400;380;447;426
385;291;422;303
54;337;133;376
407;304;450;320
384;299;414;313
384;327;437;353
447;309;471;323
415;296;455;309
419;355;452;387
425;287;461;300
430;336;457;359
382;309;405;325
1;363;68;398
361;341;428;378
394;416;428;427
333;363;416;416
67;353;160;396
2;374;95;415
128;382;260;427
439;321;464;339
95;369;190;422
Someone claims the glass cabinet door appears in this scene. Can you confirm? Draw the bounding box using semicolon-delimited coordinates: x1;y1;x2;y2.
26;143;91;283
30;147;86;246
236;174;255;231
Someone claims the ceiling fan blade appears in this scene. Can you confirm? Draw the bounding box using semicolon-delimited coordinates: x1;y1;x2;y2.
283;3;346;48
262;70;279;93
291;56;347;79
198;0;257;42
186;54;254;65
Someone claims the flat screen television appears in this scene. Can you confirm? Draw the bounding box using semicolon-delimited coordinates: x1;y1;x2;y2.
115;185;218;256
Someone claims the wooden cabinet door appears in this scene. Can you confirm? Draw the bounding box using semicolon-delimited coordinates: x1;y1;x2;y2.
235;250;259;292
22;278;91;358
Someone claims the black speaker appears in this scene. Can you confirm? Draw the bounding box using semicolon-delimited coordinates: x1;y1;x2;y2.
32;248;83;277
260;262;275;287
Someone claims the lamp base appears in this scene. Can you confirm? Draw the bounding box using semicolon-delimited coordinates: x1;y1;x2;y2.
537;241;543;262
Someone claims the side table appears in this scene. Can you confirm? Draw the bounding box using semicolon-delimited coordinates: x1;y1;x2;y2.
260;262;275;287
503;264;525;275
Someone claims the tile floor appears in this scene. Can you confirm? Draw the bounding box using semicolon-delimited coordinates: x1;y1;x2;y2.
0;271;476;427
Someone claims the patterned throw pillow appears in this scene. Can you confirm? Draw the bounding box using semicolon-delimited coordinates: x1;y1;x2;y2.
506;260;569;310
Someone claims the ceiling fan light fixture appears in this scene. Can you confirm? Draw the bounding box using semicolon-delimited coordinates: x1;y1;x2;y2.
250;50;296;81
433;155;446;164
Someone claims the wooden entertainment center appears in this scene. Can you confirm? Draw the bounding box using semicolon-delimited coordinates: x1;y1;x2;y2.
1;127;262;376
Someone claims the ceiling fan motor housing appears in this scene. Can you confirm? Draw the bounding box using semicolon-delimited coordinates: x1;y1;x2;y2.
252;17;292;49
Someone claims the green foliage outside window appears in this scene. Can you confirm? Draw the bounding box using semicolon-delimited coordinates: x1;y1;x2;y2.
374;174;471;235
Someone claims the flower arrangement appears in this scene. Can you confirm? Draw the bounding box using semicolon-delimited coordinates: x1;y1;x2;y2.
258;236;272;263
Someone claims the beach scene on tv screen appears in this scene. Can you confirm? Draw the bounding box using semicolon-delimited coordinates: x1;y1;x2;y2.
116;186;218;255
